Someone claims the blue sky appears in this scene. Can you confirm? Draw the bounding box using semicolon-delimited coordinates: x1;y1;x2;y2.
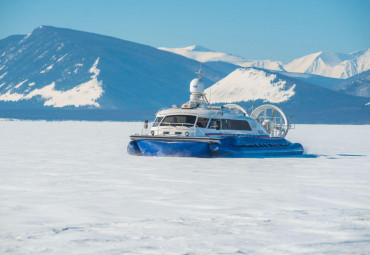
0;0;369;62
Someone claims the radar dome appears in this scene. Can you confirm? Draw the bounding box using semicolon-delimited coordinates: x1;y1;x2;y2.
190;78;204;94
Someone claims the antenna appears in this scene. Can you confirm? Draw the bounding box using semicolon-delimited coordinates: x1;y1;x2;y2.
196;63;202;79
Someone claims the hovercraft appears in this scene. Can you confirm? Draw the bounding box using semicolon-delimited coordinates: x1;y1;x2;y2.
128;70;303;157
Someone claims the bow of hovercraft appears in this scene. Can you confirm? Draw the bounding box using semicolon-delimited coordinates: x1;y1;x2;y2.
128;135;218;157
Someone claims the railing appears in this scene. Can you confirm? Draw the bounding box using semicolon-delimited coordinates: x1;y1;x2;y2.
287;117;295;129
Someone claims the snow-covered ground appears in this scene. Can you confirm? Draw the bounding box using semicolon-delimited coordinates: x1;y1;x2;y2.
0;121;369;254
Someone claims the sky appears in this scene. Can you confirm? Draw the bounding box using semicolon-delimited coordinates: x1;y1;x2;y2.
0;0;369;62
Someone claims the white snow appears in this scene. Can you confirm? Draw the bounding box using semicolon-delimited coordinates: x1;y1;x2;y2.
0;90;24;101
27;58;102;107
57;43;64;51
159;46;369;78
0;121;369;254
14;79;28;89
40;64;54;74
205;68;296;104
57;54;68;62
0;58;103;107
159;45;284;71
74;63;83;74
18;33;32;45
284;49;370;78
284;52;322;73
37;50;49;59
0;71;7;79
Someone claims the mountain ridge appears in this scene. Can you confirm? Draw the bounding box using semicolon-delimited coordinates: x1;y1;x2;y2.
0;26;226;112
159;45;370;79
0;26;368;123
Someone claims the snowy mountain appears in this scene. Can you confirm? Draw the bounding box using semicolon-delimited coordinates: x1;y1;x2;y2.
158;45;285;71
284;50;370;79
205;68;369;124
0;26;368;123
205;68;295;104
0;26;227;120
159;46;370;79
333;70;370;98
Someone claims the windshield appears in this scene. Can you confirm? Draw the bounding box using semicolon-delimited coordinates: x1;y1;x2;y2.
160;115;196;127
152;117;163;127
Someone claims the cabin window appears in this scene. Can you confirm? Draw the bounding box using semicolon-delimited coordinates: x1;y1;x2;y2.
221;119;229;130
209;119;221;130
160;115;196;127
152;117;163;127
196;117;210;128
229;119;252;131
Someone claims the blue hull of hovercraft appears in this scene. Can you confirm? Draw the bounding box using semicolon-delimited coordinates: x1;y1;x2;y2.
128;136;304;157
131;140;213;157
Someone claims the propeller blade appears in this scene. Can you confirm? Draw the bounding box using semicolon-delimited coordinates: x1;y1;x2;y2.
271;109;276;118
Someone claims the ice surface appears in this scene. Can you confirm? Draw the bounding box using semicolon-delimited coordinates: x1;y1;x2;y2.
0;121;369;254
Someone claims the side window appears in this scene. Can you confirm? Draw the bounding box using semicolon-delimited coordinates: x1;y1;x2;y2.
229;120;252;131
152;117;163;127
196;117;210;128
221;119;229;130
209;119;221;130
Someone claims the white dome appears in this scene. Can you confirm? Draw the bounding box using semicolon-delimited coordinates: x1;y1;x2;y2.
190;78;204;94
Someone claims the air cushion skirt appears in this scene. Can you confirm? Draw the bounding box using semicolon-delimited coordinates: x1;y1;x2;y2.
132;140;213;157
128;136;304;157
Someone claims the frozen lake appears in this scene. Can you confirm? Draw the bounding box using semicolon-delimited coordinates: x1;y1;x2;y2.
0;120;369;254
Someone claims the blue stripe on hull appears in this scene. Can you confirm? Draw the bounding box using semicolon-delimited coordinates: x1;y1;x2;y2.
136;140;213;157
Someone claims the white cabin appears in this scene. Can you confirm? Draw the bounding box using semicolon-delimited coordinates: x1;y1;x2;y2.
148;106;270;138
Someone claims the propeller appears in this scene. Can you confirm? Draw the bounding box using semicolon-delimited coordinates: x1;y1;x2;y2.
250;104;289;138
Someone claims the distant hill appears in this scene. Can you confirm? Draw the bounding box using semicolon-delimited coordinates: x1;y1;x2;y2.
0;26;227;120
333;70;370;98
159;46;370;79
284;50;370;79
158;45;285;71
205;68;369;124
